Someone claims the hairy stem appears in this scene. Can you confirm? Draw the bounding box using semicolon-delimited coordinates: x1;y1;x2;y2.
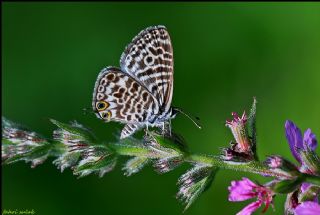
187;154;293;179
112;144;294;180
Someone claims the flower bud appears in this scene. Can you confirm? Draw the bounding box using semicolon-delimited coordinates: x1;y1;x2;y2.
154;156;183;174
298;184;320;202
177;164;217;211
2;117;50;168
299;149;320;175
122;157;149;176
73;145;117;178
265;155;300;178
226;112;251;153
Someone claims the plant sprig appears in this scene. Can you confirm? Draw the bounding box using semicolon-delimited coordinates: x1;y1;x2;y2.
2;99;320;212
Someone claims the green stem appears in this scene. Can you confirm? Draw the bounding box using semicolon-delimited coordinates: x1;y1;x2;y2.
112;142;294;180
111;143;162;158
304;174;320;187
187;154;294;179
49;141;67;156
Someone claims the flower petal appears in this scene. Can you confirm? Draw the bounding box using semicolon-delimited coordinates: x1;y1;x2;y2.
228;178;257;202
300;183;319;203
303;129;317;151
285;120;304;163
236;200;262;215
294;201;320;215
301;183;311;193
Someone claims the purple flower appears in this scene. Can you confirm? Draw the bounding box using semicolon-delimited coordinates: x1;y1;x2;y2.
285;120;304;163
284;120;320;214
294;201;320;215
285;120;318;174
265;155;283;168
228;178;273;215
303;129;318;151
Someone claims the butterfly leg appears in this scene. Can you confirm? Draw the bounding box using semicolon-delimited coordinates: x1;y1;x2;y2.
162;122;165;135
159;121;172;137
144;123;150;136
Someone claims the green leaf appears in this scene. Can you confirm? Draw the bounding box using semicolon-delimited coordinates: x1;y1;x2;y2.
271;177;304;194
151;131;188;154
247;97;257;157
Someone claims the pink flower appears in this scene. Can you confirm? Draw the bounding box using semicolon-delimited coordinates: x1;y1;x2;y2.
226;112;251;153
294;201;320;215
228;178;273;215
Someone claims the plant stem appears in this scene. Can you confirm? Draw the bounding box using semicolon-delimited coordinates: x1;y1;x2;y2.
112;143;294;180
110;143;161;158
187;154;294;179
304;174;320;187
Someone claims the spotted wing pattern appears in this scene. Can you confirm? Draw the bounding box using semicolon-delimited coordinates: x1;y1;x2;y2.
120;25;174;114
121;123;140;139
92;67;159;135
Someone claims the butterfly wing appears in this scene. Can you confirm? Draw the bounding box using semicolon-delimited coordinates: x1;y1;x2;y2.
121;123;141;139
120;25;174;114
92;67;160;127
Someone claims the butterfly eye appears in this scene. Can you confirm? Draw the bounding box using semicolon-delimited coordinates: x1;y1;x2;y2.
101;111;111;120
96;101;109;111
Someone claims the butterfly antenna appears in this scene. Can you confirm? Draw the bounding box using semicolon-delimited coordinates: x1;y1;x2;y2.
173;107;202;129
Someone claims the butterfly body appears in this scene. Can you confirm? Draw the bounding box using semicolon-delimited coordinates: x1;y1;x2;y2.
92;25;176;139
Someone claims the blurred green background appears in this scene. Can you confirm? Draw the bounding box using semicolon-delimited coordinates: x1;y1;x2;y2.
2;2;320;215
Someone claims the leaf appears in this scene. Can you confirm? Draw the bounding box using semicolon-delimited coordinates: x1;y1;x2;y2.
248;97;257;157
271;177;304;194
151;131;188;154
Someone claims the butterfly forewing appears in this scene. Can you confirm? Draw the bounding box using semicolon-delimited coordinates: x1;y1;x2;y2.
92;67;159;125
120;25;174;113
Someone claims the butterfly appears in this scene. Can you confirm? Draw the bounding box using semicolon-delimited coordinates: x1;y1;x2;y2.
92;25;200;139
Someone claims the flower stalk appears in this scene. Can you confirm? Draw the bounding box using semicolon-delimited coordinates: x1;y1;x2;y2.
2;98;320;213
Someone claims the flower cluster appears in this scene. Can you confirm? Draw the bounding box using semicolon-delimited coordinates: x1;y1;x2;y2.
2;117;52;168
228;120;320;215
50;119;117;177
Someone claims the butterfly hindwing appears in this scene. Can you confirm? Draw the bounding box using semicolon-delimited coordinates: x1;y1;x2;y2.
121;123;141;139
92;67;159;125
120;25;174;114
